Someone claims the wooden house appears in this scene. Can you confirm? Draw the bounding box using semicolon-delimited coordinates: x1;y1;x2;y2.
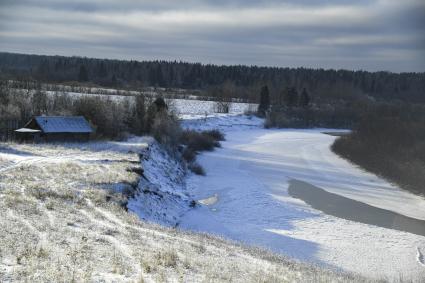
15;116;93;142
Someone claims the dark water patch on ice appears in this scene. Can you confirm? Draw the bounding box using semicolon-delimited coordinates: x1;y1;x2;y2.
288;179;425;237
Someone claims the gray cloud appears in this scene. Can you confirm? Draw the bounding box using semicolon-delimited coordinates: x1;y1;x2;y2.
0;0;424;72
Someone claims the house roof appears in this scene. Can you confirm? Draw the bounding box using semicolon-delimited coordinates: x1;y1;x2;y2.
31;116;92;133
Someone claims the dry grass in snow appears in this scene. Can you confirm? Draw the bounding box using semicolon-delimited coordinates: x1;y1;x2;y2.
0;139;368;282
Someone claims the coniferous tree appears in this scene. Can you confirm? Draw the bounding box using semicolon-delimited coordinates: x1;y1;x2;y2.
78;65;88;82
257;85;270;116
299;88;311;108
37;59;51;80
98;61;107;78
284;87;298;107
154;97;168;112
129;94;146;134
111;74;118;86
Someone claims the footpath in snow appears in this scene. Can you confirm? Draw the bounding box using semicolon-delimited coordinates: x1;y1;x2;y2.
179;115;425;281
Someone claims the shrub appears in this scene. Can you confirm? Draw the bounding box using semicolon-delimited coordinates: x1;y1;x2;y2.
73;96;128;139
180;130;216;152
154;250;179;268
203;129;225;141
151;111;182;149
180;129;223;176
188;162;206;176
182;147;196;162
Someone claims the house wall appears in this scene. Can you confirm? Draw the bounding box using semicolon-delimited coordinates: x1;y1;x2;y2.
15;132;41;143
42;133;91;142
16;132;90;143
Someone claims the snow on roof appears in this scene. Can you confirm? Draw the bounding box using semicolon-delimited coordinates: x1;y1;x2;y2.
15;128;41;133
34;116;92;133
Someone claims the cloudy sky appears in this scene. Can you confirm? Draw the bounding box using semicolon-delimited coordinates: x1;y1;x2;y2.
0;0;424;72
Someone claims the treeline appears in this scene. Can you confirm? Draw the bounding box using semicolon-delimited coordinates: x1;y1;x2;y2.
1;52;424;104
332;103;425;196
1;80;211;101
0;81;166;140
259;84;368;128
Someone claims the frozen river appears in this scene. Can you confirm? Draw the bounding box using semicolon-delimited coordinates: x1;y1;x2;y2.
180;117;425;280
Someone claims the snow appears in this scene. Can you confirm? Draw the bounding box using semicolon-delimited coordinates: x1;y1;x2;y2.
178;115;425;281
167;98;257;117
182;113;264;130
14;128;41;133
127;139;192;226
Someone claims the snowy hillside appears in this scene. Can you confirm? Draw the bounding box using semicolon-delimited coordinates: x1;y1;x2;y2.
127;139;192;227
0;136;362;282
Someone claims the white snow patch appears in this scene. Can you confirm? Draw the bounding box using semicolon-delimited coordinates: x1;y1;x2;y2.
167;98;257;117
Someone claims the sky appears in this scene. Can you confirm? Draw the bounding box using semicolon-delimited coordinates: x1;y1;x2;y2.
0;0;424;72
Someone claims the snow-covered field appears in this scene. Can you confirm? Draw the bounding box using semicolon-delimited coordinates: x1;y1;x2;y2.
43;89;258;118
167;98;257;118
0;137;359;282
180;115;425;281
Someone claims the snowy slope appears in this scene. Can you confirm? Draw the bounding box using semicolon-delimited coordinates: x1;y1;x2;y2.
179;115;425;281
0;133;364;282
127;139;192;226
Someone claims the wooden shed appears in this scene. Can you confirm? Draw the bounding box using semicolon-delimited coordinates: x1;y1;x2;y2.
15;116;93;142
